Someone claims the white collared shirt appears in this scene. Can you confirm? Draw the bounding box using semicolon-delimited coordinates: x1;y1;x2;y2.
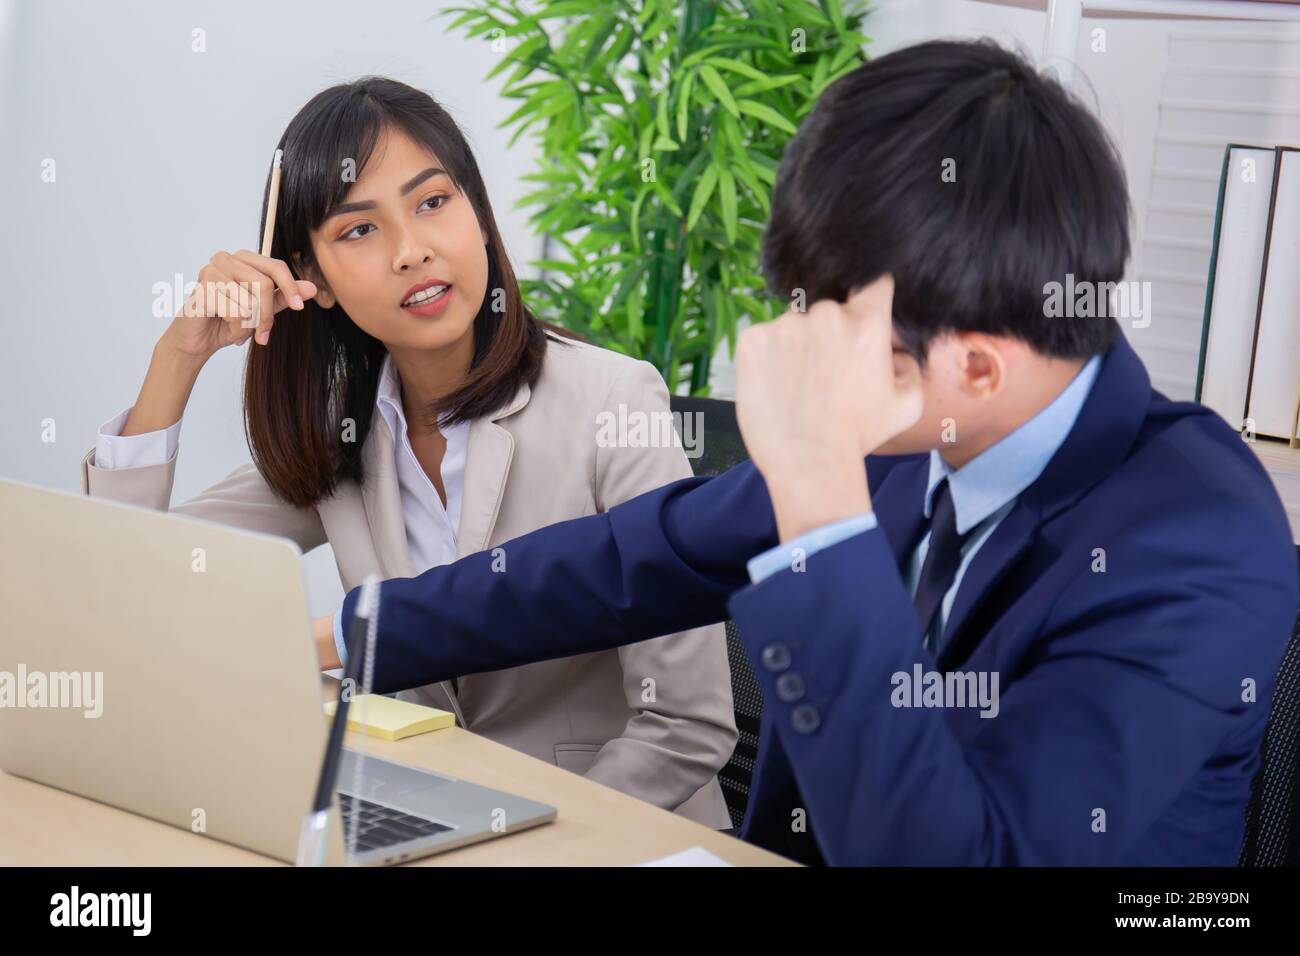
95;351;470;575
372;354;469;570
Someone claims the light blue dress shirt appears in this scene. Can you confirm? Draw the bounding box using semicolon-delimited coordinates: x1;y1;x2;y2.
746;354;1102;651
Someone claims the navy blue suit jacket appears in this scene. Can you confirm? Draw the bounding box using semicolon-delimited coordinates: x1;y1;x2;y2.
343;333;1297;865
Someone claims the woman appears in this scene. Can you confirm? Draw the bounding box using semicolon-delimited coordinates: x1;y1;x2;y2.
81;77;736;827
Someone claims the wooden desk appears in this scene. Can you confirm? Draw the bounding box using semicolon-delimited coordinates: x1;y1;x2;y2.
0;721;794;867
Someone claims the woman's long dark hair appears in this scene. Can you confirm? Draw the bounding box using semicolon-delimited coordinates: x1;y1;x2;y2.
246;76;569;508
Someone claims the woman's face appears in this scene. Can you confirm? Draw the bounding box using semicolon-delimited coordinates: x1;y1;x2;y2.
300;126;489;356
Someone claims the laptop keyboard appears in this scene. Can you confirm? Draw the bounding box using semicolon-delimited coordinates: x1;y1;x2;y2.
337;794;453;853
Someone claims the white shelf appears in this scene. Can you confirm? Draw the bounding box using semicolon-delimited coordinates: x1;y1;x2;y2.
976;0;1300;71
976;0;1300;20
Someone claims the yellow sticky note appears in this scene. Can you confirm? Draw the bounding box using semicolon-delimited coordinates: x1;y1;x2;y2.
324;694;455;741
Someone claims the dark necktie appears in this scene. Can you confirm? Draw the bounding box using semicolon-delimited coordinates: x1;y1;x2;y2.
912;478;974;655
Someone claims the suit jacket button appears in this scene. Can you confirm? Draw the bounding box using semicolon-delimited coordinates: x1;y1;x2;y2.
791;703;820;734
775;672;805;703
760;642;791;672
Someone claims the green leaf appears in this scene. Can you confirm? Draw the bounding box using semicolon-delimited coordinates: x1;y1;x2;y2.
626;285;644;341
558;11;600;58
651;176;684;218
608;258;647;316
707;122;726;172
675;70;695;143
720;112;747;160
793;2;831;29
485;33;548;81
513;185;560;209
718;168;737;243
582;15;619;69
629;186;652;252
680;44;734;69
671;149;713;204
704;56;769;83
746;149;779;185
645;21;675;72
536;1;594;21
520;166;577;185
534;89;575;121
655;87;671;140
697;64;739;118
674;334;709;360
443;9;483;33
829;37;863;74
710;284;734;355
731;159;769;214
811;54;831;95
652;135;679;151
686;164;720;231
607;20;636;65
506;116;543;148
499;80;565;129
736;99;797;134
532;259;582;275
826;0;847;34
733;74;803;98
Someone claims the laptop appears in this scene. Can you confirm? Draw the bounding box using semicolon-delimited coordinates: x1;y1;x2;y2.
0;477;555;865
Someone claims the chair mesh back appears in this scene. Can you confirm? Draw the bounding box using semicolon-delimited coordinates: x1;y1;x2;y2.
673;395;749;481
1239;545;1300;866
671;396;761;828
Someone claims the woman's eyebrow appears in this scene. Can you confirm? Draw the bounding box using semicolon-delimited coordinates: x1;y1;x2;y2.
325;167;449;219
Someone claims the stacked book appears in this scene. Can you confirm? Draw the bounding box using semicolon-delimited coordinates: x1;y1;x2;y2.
1197;144;1300;447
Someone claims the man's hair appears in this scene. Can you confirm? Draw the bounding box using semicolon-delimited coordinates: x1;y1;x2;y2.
762;39;1130;361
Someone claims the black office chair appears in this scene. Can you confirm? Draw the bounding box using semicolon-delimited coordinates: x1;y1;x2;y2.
1239;545;1300;866
671;395;762;829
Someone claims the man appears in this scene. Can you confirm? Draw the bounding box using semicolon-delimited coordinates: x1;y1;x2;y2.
318;40;1297;865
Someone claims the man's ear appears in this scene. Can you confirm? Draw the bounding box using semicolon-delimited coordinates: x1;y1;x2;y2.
956;333;1004;397
292;252;336;308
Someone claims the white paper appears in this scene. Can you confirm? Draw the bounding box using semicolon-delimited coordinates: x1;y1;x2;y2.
637;846;733;867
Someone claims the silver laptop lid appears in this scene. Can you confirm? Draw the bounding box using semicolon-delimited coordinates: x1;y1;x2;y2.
0;478;346;865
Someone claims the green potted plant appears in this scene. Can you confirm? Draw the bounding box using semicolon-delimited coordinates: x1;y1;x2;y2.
445;0;870;393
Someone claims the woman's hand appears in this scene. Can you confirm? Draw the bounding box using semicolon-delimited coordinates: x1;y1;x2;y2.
116;252;318;438
161;250;317;360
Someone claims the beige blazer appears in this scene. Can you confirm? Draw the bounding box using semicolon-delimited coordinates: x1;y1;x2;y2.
80;336;736;827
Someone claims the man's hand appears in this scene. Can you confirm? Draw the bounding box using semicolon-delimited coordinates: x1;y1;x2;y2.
313;615;341;670
735;275;923;541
